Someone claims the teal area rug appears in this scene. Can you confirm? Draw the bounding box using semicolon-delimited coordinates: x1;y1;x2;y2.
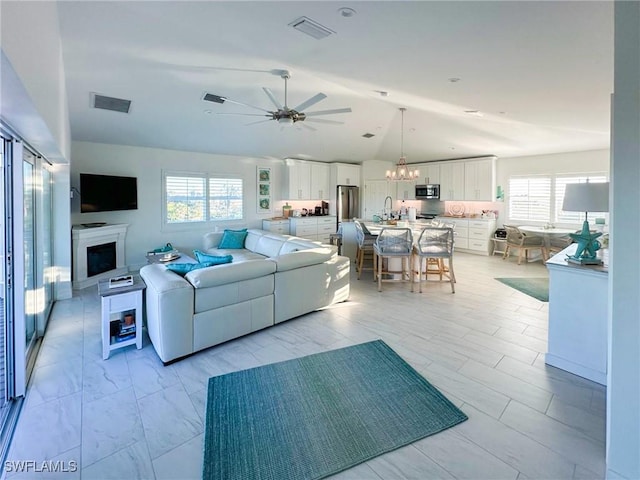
495;277;549;302
203;340;468;480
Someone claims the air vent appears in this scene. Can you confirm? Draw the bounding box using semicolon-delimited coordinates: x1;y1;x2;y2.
362;133;375;138
91;93;131;113
288;16;335;39
203;93;226;104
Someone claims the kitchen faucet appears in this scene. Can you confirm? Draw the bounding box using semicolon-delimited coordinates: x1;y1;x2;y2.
383;196;393;219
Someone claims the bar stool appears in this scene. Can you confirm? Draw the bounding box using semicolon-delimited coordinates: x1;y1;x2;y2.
373;227;413;292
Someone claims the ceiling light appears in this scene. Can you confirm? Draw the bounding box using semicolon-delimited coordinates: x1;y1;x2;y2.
362;133;375;138
386;108;419;182
448;78;461;83
289;16;335;39
278;117;294;126
464;110;483;117
338;7;356;17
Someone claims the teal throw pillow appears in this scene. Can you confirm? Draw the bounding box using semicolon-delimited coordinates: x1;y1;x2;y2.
166;261;216;276
192;250;233;265
218;229;248;249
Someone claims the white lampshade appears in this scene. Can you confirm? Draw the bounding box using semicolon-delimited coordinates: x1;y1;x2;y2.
562;182;609;213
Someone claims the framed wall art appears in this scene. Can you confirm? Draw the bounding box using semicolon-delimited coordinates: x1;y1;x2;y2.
257;167;272;213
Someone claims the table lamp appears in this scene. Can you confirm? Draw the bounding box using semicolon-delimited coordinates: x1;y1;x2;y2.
562;182;609;265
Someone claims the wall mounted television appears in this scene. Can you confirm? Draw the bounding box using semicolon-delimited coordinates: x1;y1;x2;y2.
80;173;138;213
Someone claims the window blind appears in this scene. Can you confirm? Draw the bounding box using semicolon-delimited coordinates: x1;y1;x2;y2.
555;175;608;224
209;177;243;221
508;176;552;222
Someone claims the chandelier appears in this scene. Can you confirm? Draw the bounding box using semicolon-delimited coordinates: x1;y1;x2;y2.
386;107;419;181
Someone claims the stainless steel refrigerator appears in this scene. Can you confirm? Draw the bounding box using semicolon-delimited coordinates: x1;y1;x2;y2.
336;185;360;228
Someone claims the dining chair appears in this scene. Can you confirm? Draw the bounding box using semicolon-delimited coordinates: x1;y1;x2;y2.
546;235;574;257
413;227;456;293
373;227;413;292
354;220;377;279
503;225;548;265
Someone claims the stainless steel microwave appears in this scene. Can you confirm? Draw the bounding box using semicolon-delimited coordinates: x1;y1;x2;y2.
415;184;440;200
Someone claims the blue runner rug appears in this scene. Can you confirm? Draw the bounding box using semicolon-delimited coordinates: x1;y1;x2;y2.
203;339;467;479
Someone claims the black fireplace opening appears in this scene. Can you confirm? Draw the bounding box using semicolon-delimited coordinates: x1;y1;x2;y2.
87;242;116;277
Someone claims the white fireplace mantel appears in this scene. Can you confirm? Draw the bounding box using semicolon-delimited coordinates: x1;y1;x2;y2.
72;224;129;289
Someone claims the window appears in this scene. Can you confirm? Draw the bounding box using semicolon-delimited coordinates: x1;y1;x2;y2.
164;172;243;225
508;173;608;225
555;175;608;224
508;176;552;222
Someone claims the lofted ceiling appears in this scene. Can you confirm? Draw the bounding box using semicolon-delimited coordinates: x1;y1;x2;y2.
57;1;613;164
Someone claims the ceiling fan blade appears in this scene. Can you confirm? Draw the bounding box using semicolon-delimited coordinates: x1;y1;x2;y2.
304;107;352;117
304;118;345;125
301;123;317;132
245;118;274;126
209;95;272;114
215;113;270;117
293;93;327;113
262;88;283;110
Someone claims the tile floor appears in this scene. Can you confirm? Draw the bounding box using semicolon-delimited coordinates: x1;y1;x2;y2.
7;252;606;479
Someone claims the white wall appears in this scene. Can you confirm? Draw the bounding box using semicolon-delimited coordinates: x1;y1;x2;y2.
607;2;640;478
70;141;285;270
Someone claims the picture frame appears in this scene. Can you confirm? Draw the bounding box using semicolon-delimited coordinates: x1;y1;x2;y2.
257;167;272;213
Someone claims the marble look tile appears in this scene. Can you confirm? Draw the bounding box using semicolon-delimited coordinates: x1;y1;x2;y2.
172;351;220;395
138;383;203;459
82;354;132;403
82;440;154;480
591;388;607;415
500;400;605;476
5;447;81;479
546;396;606;443
455;404;576;479
419;363;510;419
573;463;605;479
414;428;519;480
152;434;203;480
8;393;81;462
522;324;548;341
188;388;207;423
458;359;552;413
25;358;83;408
128;350;180;399
367;444;455;479
429;333;505;368
327;461;382;479
462;331;539;365
82;387;146;466
494;327;548;353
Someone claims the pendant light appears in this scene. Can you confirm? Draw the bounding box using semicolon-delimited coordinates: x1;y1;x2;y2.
386;108;419;181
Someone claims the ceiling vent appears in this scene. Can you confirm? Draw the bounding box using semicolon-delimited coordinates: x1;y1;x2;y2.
288;16;335;39
362;133;375;138
91;93;131;113
203;93;226;104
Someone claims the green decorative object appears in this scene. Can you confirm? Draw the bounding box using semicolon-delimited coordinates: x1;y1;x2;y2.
567;221;602;265
203;340;467;480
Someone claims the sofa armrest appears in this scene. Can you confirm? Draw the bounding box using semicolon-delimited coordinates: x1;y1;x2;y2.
139;264;194;363
186;259;276;288
202;232;224;250
269;247;335;272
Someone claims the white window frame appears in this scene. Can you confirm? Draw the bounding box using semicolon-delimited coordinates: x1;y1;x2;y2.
507;172;608;226
162;170;244;229
507;175;552;224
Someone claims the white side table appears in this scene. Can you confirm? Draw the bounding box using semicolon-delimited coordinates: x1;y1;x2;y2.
98;275;146;360
492;236;507;256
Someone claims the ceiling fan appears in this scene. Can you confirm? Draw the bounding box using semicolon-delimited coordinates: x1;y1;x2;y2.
204;70;352;129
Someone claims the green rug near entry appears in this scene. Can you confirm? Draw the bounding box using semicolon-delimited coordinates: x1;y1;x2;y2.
495;277;549;302
203;340;468;480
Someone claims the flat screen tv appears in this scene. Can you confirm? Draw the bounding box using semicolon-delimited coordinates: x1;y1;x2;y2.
80;173;138;213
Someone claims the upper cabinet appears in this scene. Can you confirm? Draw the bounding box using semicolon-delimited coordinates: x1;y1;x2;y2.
439;162;465;201
396;179;416;200
419;163;440;185
332;163;361;186
310;163;330;200
464;157;496;201
287;161;311;200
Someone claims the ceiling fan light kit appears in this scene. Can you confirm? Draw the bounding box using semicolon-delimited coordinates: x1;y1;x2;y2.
387;108;419;181
208;70;352;129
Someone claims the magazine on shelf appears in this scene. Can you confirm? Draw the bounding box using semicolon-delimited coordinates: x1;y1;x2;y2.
108;275;134;289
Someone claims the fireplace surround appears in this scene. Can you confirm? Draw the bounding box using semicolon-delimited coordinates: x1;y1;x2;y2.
72;224;128;289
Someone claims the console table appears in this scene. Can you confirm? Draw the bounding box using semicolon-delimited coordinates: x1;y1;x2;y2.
546;244;608;385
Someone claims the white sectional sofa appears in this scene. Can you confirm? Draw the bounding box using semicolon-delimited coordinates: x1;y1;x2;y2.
140;229;350;363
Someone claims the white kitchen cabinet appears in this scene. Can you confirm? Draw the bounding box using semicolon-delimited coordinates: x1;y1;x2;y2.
311;163;330;200
289;216;337;242
419;163;440;185
395;179;416;200
464;158;496;201
332;163;361;186
437;217;496;255
287;162;311;200
262;219;290;234
439;162;465;200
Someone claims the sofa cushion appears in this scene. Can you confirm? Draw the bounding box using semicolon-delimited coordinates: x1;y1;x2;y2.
269;247;335;272
166;261;217;276
218;229;248;249
185;259;276;289
193;250;233;265
206;248;265;263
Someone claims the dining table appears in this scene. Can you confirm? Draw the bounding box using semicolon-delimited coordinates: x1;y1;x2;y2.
517;225;576;237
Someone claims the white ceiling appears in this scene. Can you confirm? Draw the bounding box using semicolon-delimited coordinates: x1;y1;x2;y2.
57;1;613;164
